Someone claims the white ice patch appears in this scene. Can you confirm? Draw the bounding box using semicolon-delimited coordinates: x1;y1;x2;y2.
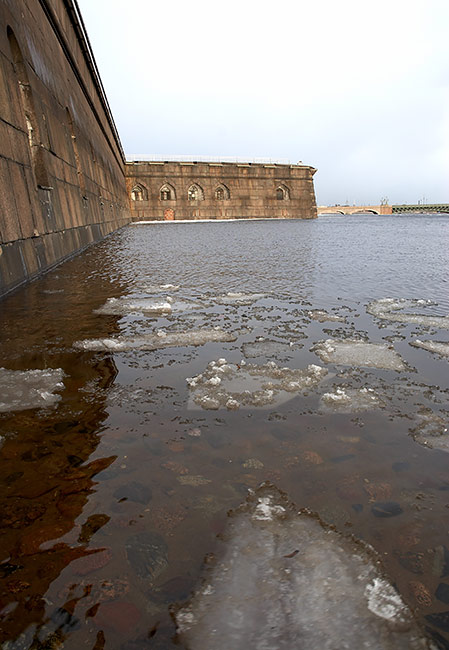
187;358;328;410
242;339;294;359
410;339;449;358
94;297;172;315
410;410;449;451
0;368;64;413
311;338;407;371
253;496;286;521
320;386;384;413
141;284;180;293
307;309;346;323
213;292;267;306
74;329;236;352
367;298;449;329
365;578;410;624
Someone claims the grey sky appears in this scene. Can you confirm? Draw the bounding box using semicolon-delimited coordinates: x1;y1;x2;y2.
77;0;449;205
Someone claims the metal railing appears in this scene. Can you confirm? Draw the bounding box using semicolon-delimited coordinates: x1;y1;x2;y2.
125;154;294;165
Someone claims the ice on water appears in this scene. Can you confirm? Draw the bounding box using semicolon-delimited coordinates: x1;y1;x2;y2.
187;358;328;410
175;484;432;650
320;386;384;412
0;367;64;413
242;339;294;360
312;338;407;371
410;339;449;358
367;298;449;329
307;309;346;323
212;292;267;305
94;296;173;315
410;409;449;452
74;329;236;352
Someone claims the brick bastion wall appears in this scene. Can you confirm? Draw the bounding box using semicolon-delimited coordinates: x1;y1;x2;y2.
125;161;318;221
0;0;131;298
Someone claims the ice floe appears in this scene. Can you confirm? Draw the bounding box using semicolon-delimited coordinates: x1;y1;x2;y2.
367;298;449;329
311;338;407;371
242;339;294;359
410;339;449;358
187;358;328;410
175;484;432;649
409;409;449;451
212;292;267;305
94;297;173;315
141;283;180;292
320;386;384;412
74;329;237;352
307;309;346;323
0;367;64;413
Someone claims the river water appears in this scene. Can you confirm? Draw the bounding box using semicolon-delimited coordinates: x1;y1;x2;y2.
0;214;449;649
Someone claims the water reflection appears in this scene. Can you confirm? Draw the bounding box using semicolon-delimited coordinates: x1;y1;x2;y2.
0;215;448;649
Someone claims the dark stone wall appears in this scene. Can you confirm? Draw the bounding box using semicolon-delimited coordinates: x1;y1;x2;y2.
125;161;318;221
0;0;130;298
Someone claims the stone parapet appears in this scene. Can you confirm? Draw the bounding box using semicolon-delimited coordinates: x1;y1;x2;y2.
125;161;317;221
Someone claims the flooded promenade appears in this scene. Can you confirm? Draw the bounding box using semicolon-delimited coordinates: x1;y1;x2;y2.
1;213;449;648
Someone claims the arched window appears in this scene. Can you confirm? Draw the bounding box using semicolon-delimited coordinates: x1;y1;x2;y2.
215;184;230;200
8;27;50;189
160;183;176;201
276;185;290;200
131;184;147;201
188;184;204;201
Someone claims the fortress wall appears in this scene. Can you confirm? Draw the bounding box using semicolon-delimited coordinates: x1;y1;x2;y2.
0;0;130;298
125;161;318;221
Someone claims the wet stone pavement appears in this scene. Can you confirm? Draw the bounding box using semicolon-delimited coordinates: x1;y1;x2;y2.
0;215;449;649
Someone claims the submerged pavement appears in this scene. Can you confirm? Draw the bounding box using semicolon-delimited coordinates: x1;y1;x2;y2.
175;484;434;650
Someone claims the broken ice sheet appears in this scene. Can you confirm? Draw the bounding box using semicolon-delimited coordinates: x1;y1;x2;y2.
410;339;449;359
73;329;237;352
367;298;449;329
0;367;64;413
94;296;173;315
307;309;346;323
174;484;432;650
242;339;295;360
211;292;268;306
320;386;385;413
409;409;449;452
311;338;407;371
186;358;328;410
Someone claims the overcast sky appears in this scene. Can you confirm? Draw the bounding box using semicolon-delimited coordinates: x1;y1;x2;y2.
77;0;449;205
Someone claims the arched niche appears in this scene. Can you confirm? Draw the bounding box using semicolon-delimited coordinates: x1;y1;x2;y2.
188;184;204;201
215;184;230;200
131;183;148;201
160;183;176;201
276;184;290;200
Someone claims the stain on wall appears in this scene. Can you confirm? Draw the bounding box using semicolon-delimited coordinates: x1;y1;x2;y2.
0;0;131;297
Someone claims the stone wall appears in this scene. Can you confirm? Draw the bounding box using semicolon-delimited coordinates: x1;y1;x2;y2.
0;0;130;298
125;161;317;221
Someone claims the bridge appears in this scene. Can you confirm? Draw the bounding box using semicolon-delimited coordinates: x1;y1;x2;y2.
317;205;392;215
392;204;449;214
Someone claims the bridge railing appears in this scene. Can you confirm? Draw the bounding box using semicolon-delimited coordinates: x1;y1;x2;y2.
392;205;449;213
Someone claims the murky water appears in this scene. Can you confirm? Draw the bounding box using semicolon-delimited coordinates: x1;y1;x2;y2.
0;213;449;649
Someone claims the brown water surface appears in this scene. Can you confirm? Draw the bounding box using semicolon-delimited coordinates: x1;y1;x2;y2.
0;215;449;649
